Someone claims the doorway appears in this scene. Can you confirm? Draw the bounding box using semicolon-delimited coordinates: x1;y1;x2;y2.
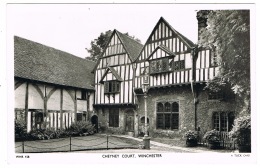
126;110;134;132
91;115;98;133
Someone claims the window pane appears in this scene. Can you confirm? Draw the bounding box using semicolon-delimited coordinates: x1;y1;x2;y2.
221;112;228;131
161;58;169;72
116;82;120;92
174;60;185;70
77;113;82;121
165;102;171;112
172;102;179;112
213;112;220;131
208;91;223;100
157;114;164;129
150;60;157;73
157;103;164;112
165;114;171;129
156;60;162;71
104;82;109;93
172;114;179;129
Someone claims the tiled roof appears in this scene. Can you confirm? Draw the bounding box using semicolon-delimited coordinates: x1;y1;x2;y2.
91;29;144;73
115;30;143;62
14;36;95;90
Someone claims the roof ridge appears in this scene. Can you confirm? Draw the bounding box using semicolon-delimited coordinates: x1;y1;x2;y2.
115;29;143;45
14;36;95;90
14;36;90;62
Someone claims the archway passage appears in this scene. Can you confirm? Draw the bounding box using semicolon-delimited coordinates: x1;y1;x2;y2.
126;110;134;132
91;115;98;133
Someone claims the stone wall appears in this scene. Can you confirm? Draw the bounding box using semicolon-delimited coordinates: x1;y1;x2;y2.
136;84;237;137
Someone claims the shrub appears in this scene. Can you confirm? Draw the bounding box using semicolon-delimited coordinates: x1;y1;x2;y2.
230;115;251;146
15;119;28;141
203;129;220;143
69;121;96;136
184;130;198;140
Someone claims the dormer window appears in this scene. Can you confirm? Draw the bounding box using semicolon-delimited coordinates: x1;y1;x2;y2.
150;58;170;74
104;81;120;94
173;60;185;71
81;90;87;100
208;90;224;100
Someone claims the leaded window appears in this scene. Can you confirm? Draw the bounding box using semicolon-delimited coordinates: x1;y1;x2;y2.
213;112;235;132
173;60;185;70
77;113;83;121
208;91;224;100
150;58;170;74
104;81;120;94
156;101;179;130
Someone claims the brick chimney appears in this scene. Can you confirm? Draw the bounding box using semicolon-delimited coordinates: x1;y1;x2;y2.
196;10;210;41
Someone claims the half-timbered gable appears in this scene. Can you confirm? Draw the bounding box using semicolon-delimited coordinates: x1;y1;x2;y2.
14;36;96;132
94;29;143;106
132;17;237;136
93;29;143;135
135;17;195;89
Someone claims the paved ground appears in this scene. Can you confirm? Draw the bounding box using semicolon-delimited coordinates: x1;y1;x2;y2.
15;134;238;153
104;135;238;153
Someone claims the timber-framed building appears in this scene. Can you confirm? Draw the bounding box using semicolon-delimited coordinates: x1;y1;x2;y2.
14;13;238;137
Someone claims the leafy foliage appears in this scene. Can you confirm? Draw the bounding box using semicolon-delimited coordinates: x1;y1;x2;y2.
69;121;96;136
15;119;28;141
86;30;141;61
203;129;220;143
184;130;198;140
15;121;96;141
199;10;250;110
230;115;251;146
86;30;112;61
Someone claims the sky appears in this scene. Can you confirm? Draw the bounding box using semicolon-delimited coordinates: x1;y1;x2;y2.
6;3;256;59
7;3;200;58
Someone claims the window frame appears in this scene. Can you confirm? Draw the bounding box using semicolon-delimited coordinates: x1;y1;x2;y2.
149;57;172;75
172;60;185;71
212;111;235;132
208;90;224;100
156;101;179;130
104;80;121;94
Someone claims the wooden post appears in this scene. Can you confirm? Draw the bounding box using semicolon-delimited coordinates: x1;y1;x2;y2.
69;136;72;152
60;89;63;129
43;85;48;128
22;141;24;153
25;82;29;132
107;134;109;150
74;90;77;123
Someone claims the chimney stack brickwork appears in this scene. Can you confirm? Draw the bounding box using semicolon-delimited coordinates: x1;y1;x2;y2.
197;10;210;41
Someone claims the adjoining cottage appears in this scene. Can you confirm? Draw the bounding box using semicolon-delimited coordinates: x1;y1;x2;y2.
14;36;96;132
14;13;239;136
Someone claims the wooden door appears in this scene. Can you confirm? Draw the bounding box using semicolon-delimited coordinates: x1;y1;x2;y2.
91;115;98;133
126;111;134;132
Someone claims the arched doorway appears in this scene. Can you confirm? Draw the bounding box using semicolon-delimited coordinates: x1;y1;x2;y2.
125;110;134;132
91;115;98;133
